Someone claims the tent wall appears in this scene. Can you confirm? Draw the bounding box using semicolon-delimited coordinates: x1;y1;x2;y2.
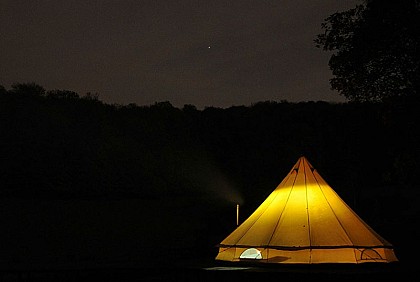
216;247;399;264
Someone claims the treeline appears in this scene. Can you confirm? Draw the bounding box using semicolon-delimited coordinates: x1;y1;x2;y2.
0;83;419;209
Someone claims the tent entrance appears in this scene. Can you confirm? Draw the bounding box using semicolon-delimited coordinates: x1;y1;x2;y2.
360;248;384;261
239;248;263;259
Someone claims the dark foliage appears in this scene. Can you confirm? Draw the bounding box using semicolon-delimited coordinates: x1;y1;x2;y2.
315;0;420;102
1;83;418;202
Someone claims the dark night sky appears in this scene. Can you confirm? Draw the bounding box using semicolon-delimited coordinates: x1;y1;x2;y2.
1;0;360;109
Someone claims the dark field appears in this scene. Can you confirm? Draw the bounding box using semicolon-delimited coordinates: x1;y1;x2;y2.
0;260;410;282
0;197;415;281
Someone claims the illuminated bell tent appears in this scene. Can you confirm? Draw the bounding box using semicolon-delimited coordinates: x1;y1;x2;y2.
216;156;398;264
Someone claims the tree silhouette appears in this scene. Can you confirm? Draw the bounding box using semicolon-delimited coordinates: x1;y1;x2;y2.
315;0;420;102
0;85;6;95
10;82;46;97
46;89;80;99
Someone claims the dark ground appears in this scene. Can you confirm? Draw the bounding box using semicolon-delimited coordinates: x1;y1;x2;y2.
0;196;416;281
1;196;414;282
0;259;410;282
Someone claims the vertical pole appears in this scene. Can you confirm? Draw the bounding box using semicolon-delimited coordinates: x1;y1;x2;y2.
236;204;239;226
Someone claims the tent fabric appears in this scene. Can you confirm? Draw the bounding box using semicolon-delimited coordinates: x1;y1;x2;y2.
215;156;398;264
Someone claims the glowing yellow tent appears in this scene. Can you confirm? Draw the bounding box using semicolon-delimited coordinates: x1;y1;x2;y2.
216;156;398;264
